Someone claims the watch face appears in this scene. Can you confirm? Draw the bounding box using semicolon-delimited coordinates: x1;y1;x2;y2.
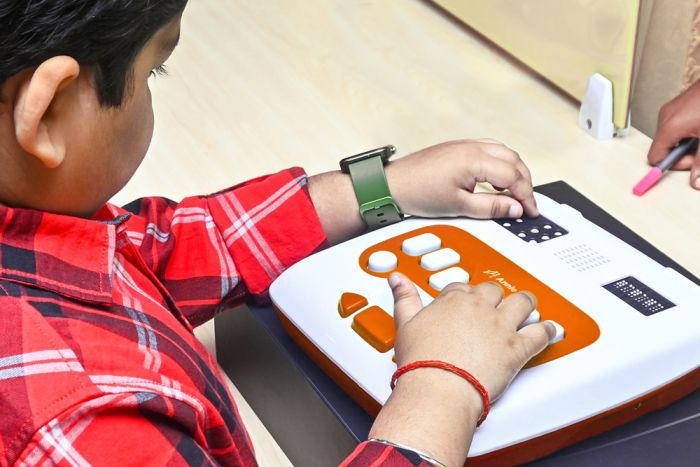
340;145;395;172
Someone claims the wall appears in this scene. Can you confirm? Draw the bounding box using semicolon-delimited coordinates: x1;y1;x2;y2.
631;0;696;136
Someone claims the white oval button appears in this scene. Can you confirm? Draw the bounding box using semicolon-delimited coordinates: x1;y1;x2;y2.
368;251;398;273
421;248;460;271
429;267;470;291
402;233;442;256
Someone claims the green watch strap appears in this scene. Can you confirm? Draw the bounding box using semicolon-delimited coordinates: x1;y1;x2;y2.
346;156;403;230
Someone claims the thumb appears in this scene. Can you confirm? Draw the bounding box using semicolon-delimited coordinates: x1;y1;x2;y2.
388;272;423;328
647;119;688;166
691;151;700;189
647;132;676;165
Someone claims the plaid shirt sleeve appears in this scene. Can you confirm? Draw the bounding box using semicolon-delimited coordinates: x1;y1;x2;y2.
0;167;434;466
112;167;327;327
342;441;434;466
15;392;224;466
109;169;433;465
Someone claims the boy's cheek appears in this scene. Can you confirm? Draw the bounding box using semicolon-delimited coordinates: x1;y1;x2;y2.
112;83;155;170
74;81;154;211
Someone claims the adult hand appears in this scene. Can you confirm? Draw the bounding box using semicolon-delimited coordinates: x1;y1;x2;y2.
647;80;700;189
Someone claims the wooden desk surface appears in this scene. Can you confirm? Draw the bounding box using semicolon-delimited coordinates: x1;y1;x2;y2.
112;1;700;464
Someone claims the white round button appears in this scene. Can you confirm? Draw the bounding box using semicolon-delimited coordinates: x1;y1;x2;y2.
368;250;398;272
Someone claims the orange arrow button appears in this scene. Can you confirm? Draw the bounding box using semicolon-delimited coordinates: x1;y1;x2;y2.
338;292;368;318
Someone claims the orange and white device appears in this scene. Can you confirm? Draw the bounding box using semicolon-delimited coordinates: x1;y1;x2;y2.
269;193;700;465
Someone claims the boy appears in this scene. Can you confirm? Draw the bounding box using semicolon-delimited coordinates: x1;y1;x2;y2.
0;2;555;465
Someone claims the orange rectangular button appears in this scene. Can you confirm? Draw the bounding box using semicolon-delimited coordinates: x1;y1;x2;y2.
352;305;396;353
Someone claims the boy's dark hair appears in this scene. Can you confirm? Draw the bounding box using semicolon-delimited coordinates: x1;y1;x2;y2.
0;0;187;107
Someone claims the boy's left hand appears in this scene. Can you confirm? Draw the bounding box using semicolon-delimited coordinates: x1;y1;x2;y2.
386;139;539;220
308;139;539;245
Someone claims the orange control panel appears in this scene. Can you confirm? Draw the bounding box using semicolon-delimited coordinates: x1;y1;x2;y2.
349;224;601;367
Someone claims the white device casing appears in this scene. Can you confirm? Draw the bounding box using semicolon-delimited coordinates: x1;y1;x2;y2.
270;193;700;456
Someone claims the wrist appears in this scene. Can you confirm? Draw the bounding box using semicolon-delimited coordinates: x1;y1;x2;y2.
367;438;447;467
394;368;484;422
339;145;403;230
369;367;482;467
383;159;409;215
384;158;431;218
307;171;365;244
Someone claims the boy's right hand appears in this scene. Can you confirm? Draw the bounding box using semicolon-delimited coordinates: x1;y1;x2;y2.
392;273;554;402
368;273;555;466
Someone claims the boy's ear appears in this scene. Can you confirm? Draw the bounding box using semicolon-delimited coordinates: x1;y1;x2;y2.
14;56;80;169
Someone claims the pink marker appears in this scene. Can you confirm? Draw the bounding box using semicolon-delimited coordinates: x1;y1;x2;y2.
633;138;698;196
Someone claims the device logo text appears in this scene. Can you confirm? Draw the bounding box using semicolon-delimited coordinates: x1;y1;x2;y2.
482;270;518;293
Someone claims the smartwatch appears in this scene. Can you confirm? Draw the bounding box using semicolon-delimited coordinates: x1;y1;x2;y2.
340;145;403;230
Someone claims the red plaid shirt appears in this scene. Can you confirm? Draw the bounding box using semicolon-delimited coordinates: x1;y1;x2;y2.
0;168;428;466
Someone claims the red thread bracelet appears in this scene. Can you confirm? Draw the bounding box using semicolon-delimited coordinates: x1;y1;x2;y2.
390;360;491;426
